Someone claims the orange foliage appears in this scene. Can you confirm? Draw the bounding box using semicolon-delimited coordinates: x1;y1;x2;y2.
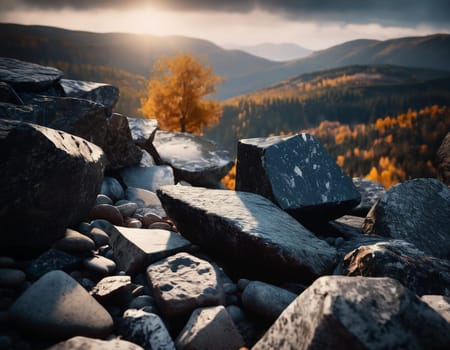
221;160;236;190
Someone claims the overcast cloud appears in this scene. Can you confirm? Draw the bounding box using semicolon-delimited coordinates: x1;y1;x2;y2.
4;0;450;27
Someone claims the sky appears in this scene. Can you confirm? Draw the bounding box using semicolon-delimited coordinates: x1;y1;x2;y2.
1;0;450;50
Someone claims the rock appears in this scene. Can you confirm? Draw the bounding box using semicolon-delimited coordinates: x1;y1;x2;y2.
27;249;82;280
121;309;175;350
0;82;23;104
60;78;120;113
146;252;225;319
120;165;175;192
101;177;125;202
96;194;114;206
53;229;96;254
83;255;116;276
86;227;110;248
175;306;245;350
139;149;155;167
241;281;296;323
117;202;138;218
437;132;450;185
125;187;166;216
236;133;361;222
157;186;336;283
152;131;234;187
349;177;385;216
421;295;450;323
127;117;158;151
110;226;191;275
148;222;172;231
253;276;450;350
90;204;124;226
363;178;450;259
343;240;450;296
128;295;155;310
48;336;144;350
0;119;105;255
329;215;365;239
103;113;142;170
9;270;113;339
90;275;132;305
0;57;62;92
0;257;15;268
125;218;143;228
0;268;26;288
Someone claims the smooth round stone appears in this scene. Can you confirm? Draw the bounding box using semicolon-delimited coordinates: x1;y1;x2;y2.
148;222;172;231
223;283;238;295
83;255;116;276
90;204;123;226
87;228;110;248
101;177;124;202
141;213;162;227
0;269;26;288
128;295;154;310
0;257;15;268
116;202;138;217
237;279;251;292
77;222;92;235
54;229;95;253
125;218;142;228
90;219;115;236
95;194;113;206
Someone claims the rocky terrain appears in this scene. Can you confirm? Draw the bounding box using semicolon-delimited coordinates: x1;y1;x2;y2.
0;57;449;350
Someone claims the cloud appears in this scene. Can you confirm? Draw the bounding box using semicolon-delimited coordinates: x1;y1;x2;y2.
4;0;450;27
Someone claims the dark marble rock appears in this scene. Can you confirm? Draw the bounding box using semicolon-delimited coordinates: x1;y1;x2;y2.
0;82;23;104
363;178;450;259
0;119;105;256
236;133;360;222
9;271;113;340
0;102;41;121
103;113;142;170
48;336;144;350
152;131;234;187
437;132;450;185
349;177;385;216
0;57;62;92
253;276;450;350
60;79;120;114
157;186;336;284
27;249;82;280
110;226;192;275
343;240;450;296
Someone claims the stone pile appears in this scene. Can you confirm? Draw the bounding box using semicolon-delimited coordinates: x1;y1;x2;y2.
1;58;449;350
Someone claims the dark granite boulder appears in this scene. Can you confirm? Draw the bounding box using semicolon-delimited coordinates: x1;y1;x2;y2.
157;185;337;284
152;131;234;187
60;79;119;114
0;119;105;255
0;82;23;104
343;240;450;296
437;132;450;185
0;57;62;92
363;178;450;259
236;133;360;222
253;276;450;350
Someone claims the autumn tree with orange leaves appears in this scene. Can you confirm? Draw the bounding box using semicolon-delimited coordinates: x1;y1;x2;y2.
140;53;224;134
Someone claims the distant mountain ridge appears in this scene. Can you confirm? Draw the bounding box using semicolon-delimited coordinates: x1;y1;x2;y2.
0;23;449;101
223;42;312;61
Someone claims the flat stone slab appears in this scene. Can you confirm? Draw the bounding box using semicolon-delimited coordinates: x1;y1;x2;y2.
9;270;113;339
253;276;450;350
236;133;361;222
48;336;144;350
157;186;337;283
0;57;62;92
152;131;234;186
363;178;450;259
146;252;225;319
110;226;192;275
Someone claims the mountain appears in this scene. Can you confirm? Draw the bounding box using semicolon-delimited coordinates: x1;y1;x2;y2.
223;43;312;61
1;24;450;102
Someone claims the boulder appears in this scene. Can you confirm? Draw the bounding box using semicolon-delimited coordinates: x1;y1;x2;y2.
0;82;23;104
175;306;245;350
363;178;450;259
157;186;336;283
121;309;175;350
0;102;41;121
120;165;175;192
60;78;120;113
350;177;385;216
0;119;105;255
152;131;234;187
0;57;62;92
236;133;360;222
110;226;192;275
343;240;450;296
48;336;143;350
437;132;450;185
241;281;297;323
9;271;113;340
103;113;142;170
421;295;450;323
253;276;450;350
146;252;225;319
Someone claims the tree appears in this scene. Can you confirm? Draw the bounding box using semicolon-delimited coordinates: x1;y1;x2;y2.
140;53;224;134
